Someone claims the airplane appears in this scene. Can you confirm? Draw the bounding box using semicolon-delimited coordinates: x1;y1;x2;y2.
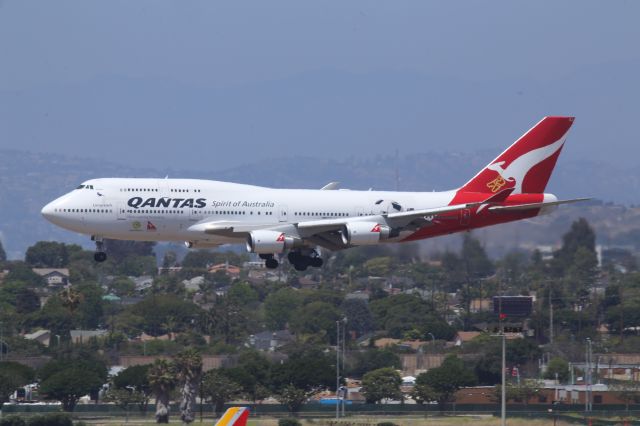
214;407;249;426
41;116;587;271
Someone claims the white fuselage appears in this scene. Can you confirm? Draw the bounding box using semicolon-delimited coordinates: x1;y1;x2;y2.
41;178;458;247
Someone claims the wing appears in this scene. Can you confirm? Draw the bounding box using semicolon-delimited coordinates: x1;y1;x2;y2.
188;201;482;250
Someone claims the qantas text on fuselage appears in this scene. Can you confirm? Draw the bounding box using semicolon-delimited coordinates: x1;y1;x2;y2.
41;117;587;270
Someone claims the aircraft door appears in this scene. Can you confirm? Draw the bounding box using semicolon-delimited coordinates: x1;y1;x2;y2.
278;205;288;222
460;209;471;226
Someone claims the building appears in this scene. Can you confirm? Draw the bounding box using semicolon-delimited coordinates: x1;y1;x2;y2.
23;329;51;347
70;329;108;344
247;330;295;351
32;268;69;287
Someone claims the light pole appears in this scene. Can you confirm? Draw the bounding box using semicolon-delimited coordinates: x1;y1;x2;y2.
336;320;340;420
585;338;593;413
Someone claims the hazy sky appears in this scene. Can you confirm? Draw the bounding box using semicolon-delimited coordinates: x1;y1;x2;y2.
1;1;639;171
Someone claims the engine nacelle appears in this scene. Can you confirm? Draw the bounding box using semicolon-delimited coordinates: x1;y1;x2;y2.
246;230;302;254
341;222;390;246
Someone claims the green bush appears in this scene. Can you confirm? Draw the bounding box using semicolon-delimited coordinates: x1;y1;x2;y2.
377;423;398;426
278;419;302;426
0;416;27;426
27;414;72;426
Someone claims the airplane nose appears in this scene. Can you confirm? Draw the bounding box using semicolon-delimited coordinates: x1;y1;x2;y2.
41;201;56;221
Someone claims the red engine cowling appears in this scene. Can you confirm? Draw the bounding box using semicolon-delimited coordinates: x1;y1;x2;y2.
246;230;302;254
341;222;390;246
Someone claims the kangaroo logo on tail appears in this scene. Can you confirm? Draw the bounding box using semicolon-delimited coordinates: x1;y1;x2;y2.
485;136;566;194
458;117;574;196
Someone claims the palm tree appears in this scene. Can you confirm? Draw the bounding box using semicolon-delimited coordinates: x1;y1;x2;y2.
148;359;177;424
174;349;202;424
59;286;83;313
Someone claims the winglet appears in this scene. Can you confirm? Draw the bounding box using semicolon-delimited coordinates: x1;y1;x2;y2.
214;407;249;426
320;182;340;190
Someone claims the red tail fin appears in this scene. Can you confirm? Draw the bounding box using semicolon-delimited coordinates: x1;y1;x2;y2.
460;117;575;194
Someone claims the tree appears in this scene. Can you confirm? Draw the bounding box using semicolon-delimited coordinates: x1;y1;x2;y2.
205;294;248;344
130;295;201;337
414;355;476;410
269;345;335;395
612;380;640;412
112;365;152;414
0;362;35;409
25;241;71;268
15;287;40;314
201;369;242;415
290;301;341;343
544;357;570;383
493;381;542;407
0;239;6;263
106;388;146;423
264;288;304;330
148;359;177;424
275;385;311;413
224;350;271;403
39;368;103;411
347;349;401;379
360;367;402;404
341;298;374;337
105;240;156;263
174;349;203;424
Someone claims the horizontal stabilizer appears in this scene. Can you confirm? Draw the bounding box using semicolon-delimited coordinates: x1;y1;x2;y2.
488;198;590;212
482;188;515;204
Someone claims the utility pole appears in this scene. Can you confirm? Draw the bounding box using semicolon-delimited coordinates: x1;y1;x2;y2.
549;287;554;345
498;280;506;426
336;320;340;420
585;338;592;413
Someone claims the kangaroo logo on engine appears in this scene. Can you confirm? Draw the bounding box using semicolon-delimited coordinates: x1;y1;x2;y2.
127;197;207;209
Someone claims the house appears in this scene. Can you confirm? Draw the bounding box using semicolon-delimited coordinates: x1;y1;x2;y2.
130;275;153;293
157;266;182;275
70;329;108;344
32;268;69;287
454;331;482;346
24;329;51;347
247;330;295;351
208;263;241;279
470;298;492;313
182;276;205;292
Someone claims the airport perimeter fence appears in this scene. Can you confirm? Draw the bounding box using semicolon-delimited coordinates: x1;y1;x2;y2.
6;403;640;423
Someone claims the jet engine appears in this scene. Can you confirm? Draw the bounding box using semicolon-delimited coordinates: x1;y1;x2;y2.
246;230;302;254
341;222;390;246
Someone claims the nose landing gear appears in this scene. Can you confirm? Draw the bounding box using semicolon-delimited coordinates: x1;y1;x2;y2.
92;236;107;262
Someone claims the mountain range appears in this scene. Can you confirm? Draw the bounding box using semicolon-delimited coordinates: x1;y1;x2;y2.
1;148;638;259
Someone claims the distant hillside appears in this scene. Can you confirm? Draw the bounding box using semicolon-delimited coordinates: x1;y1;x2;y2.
1;149;638;258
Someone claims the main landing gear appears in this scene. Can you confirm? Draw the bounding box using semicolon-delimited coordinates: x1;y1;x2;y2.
92;236;107;262
259;254;279;269
288;249;323;271
259;250;324;271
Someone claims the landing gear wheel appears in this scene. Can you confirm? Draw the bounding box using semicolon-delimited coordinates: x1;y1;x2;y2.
287;252;299;264
310;257;323;268
94;252;107;262
265;258;279;269
294;262;308;272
